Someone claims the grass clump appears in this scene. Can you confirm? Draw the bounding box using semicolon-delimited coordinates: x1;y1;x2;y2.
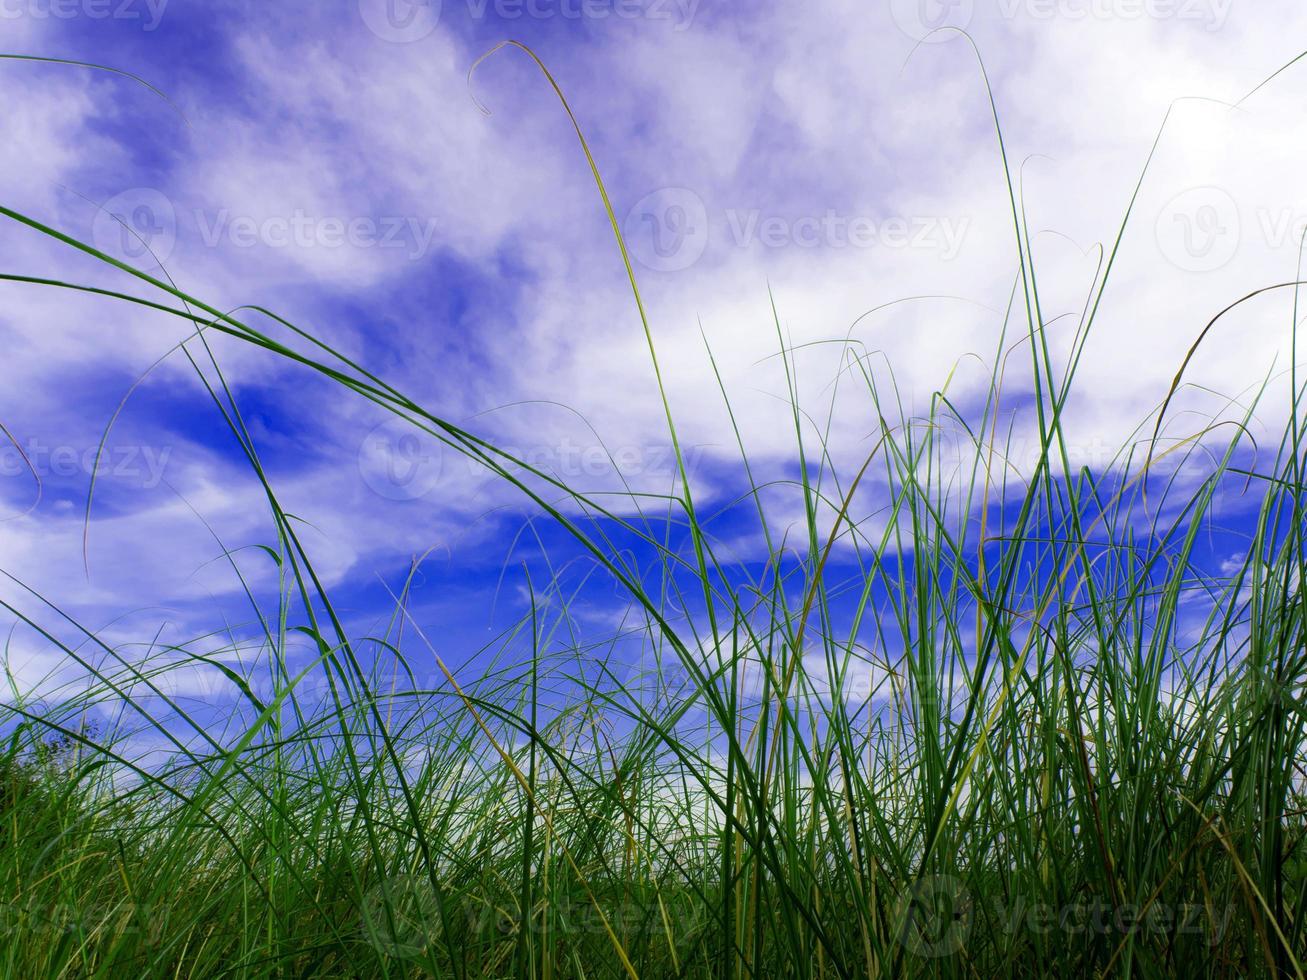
2;42;1307;979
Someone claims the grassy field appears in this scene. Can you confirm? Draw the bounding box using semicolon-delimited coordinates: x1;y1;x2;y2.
3;46;1307;978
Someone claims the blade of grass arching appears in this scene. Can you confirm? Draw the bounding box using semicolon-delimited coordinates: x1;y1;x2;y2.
0;414;42;520
0;53;189;127
58;183;214;584
466;61;815;915
0;49;1270;689
1147;281;1307;479
468;41;728;687
13;39;1307;976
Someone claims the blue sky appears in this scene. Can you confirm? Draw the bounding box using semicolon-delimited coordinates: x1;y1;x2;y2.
2;0;1306;720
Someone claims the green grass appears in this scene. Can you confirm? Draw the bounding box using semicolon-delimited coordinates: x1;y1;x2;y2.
3;42;1307;978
